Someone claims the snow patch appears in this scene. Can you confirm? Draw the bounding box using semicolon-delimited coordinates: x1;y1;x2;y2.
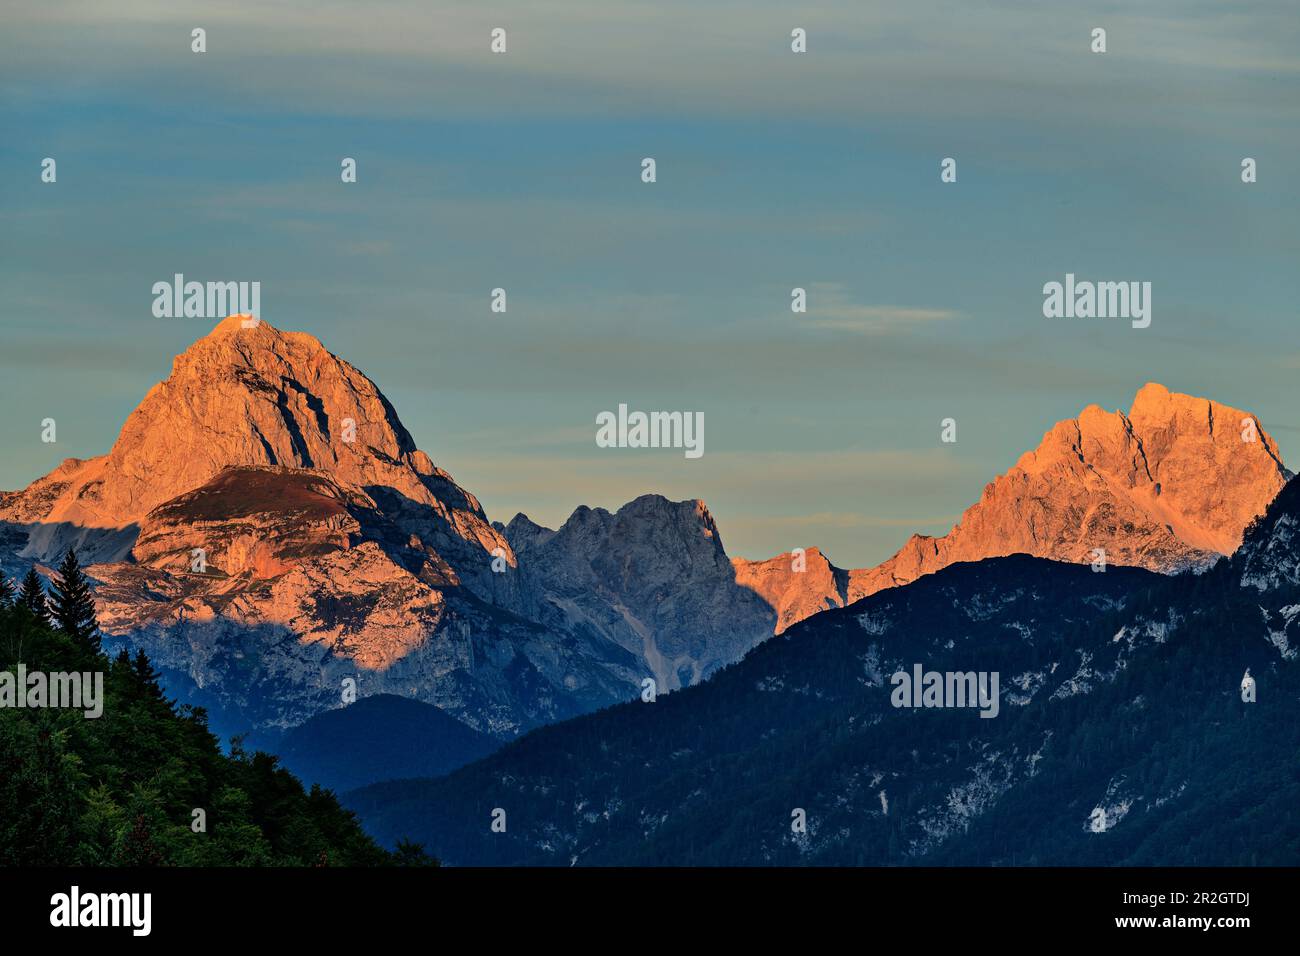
1007;670;1045;706
856;611;890;635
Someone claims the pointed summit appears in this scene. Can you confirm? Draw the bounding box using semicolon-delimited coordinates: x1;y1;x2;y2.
0;317;511;576
0;319;612;737
204;313;262;337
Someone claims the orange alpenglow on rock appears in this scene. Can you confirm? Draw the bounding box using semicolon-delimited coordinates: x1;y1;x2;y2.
0;318;1289;734
1;315;511;576
735;383;1291;632
0;317;563;735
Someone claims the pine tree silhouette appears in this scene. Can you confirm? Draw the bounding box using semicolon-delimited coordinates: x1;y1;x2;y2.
0;572;14;608
131;648;166;703
49;549;100;652
18;567;51;626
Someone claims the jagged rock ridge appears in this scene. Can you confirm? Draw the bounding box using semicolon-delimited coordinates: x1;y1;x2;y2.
346;477;1300;866
498;495;776;691
0;321;1289;743
0;318;636;737
0;315;514;595
733;383;1290;632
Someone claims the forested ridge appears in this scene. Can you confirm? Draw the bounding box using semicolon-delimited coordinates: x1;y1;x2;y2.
0;552;435;867
346;487;1300;866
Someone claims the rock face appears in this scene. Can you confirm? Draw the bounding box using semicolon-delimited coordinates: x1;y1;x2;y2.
730;547;853;635
130;467;361;578
350;478;1300;867
0;319;1289;742
0;318;638;738
0;316;515;596
734;383;1290;632
500;495;776;691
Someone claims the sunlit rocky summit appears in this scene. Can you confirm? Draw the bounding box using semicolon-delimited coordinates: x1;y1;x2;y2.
3;316;508;572
0;318;633;737
0;318;1290;744
734;382;1291;632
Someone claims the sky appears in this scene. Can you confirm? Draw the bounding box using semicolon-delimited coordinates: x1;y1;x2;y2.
1;0;1298;568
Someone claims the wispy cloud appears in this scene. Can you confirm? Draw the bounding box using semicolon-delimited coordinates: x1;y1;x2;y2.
6;1;1298;128
802;283;958;334
2;0;1296;569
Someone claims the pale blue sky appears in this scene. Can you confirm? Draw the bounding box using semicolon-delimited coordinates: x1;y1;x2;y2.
2;1;1298;567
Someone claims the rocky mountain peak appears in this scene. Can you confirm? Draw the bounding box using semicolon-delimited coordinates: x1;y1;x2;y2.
884;383;1286;576
731;546;847;634
610;495;722;549
734;383;1290;633
502;493;773;691
1;317;510;571
110;316;429;514
498;513;554;555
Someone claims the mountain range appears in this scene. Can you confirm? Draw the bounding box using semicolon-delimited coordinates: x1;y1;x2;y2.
732;381;1290;632
346;476;1300;865
0;318;1291;797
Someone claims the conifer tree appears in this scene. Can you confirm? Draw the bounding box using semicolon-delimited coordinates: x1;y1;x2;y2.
0;572;14;608
18;567;50;626
132;648;166;703
50;549;100;652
